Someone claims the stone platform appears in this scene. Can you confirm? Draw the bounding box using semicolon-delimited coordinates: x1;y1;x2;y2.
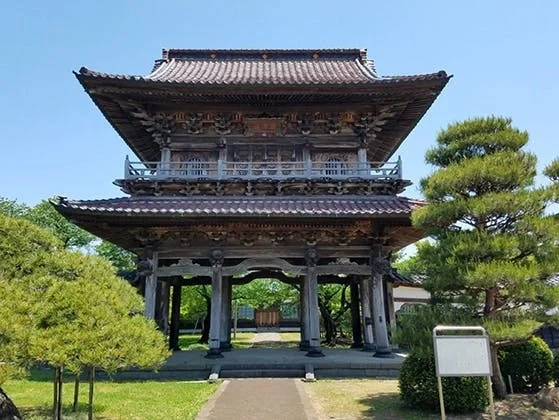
115;347;405;381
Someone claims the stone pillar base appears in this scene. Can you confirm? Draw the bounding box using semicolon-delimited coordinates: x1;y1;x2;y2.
373;349;394;358
205;348;224;359
305;347;325;358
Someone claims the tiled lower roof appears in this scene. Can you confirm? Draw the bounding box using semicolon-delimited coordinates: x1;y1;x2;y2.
54;196;423;217
389;270;425;287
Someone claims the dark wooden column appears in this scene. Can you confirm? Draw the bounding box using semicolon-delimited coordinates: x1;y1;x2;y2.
169;279;182;351
141;248;158;319
305;247;324;358
371;243;393;358
384;279;397;342
220;277;232;351
350;279;363;349
299;276;309;350
206;250;224;359
155;280;170;333
360;277;375;351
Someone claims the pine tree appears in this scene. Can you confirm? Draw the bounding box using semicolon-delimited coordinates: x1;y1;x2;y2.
413;117;559;399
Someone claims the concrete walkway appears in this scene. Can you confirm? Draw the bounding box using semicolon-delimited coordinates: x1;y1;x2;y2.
196;378;317;420
197;334;317;419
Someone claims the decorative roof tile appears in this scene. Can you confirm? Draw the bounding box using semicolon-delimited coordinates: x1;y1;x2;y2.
54;196;424;217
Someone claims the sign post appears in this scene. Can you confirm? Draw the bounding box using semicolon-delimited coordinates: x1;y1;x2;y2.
433;326;495;420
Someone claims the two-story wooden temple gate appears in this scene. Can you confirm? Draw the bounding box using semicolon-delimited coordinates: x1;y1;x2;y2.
54;48;450;359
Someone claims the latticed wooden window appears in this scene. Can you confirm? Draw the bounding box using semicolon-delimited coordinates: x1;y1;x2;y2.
237;306;255;320
324;157;345;175
186;157;208;176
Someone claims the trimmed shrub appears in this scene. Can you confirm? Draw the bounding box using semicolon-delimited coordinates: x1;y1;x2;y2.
498;337;553;394
399;351;488;413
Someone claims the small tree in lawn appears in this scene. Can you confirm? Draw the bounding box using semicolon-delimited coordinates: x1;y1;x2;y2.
412;116;559;399
0;214;63;418
0;214;169;419
28;253;170;419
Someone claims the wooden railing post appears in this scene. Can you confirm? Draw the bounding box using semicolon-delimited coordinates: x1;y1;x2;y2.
124;155;130;179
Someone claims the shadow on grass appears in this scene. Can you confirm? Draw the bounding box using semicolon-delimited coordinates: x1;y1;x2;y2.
19;402;108;420
250;340;300;349
356;392;439;420
24;368;203;384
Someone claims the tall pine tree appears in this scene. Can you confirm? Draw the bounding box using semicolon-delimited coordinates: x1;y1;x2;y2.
413;116;559;398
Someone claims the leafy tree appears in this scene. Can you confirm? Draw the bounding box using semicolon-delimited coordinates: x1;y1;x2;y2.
412;117;559;399
95;240;137;272
0;214;169;419
318;284;351;344
233;278;298;309
0;197;94;250
0;197;29;218
545;158;559;205
180;286;208;325
392;251;426;278
25;199;95;249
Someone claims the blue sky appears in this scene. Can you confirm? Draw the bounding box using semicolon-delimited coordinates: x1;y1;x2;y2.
1;1;557;205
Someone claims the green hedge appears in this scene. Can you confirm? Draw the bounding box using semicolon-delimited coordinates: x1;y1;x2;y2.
399;351;488;413
498;337;553;394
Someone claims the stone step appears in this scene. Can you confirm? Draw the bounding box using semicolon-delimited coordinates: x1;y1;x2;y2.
220;368;305;378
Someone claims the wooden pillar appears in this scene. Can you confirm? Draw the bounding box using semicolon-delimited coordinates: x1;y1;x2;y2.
358;144;368;176
159;146;171;176
220;277;232;351
360;277;375;351
305;248;324;357
299;276;309;350
169;280;182;351
206;250;224;359
350;280;363;349
142;250;158;319
303;143;312;176
385;279;397;344
371;244;393;358
155;280;170;333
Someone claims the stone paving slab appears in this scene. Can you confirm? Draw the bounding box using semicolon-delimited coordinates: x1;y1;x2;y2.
251;332;282;343
196;378;316;420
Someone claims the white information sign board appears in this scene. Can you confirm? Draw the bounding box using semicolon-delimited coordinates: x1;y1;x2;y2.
432;326;495;420
434;335;492;377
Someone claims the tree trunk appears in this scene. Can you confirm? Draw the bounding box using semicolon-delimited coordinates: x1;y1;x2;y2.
88;366;95;420
0;386;22;420
52;368;58;419
73;374;80;412
490;345;508;399
318;300;337;344
199;300;211;344
53;365;63;420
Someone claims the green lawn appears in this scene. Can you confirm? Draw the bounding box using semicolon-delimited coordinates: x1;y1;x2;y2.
3;370;219;420
178;331;256;350
278;331;301;348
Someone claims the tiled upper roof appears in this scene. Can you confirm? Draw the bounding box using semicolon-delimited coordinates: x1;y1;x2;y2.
54;195;423;217
77;48;448;86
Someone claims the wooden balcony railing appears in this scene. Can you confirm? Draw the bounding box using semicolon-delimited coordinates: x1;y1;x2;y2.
123;157;402;181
